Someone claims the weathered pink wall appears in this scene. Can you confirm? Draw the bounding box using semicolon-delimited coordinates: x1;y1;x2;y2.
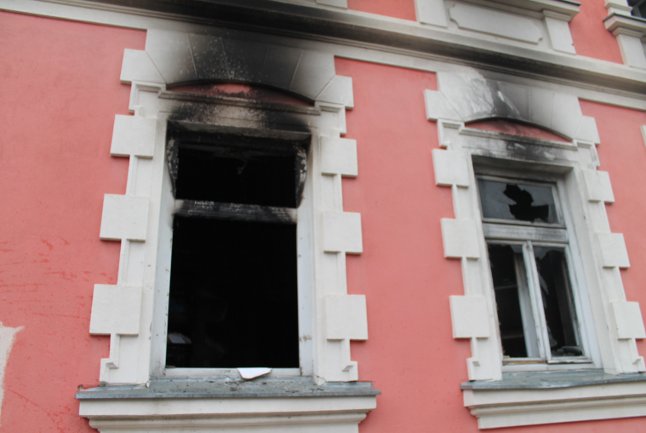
338;57;646;432
582;100;646;360
348;0;416;21
0;12;144;432
570;0;623;62
347;0;624;64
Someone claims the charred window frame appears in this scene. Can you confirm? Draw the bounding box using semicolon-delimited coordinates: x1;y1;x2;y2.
476;171;592;367
163;123;310;372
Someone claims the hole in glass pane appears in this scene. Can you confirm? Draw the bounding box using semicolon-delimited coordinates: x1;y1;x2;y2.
478;179;558;224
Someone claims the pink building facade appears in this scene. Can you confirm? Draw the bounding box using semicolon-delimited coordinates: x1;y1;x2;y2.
2;0;646;431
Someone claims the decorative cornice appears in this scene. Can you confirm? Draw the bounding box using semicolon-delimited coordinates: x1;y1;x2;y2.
604;12;646;35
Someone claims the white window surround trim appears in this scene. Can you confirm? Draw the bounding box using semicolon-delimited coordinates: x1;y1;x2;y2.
80;28;376;432
603;1;646;69
415;0;579;54
426;71;646;428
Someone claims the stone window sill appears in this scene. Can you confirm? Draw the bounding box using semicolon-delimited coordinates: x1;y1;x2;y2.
78;378;378;433
462;370;646;429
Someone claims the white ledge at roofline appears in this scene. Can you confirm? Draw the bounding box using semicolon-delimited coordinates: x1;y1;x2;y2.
3;0;646;95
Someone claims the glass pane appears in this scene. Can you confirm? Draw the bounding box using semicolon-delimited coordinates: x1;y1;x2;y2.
488;244;538;358
478;179;558;224
533;246;582;357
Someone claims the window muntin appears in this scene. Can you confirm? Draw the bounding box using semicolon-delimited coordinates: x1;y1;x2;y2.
164;125;307;370
479;175;587;365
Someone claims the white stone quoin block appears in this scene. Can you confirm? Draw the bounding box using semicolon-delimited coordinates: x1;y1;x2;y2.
324;295;368;340
90;284;143;335
597;233;630;268
322;212;363;254
111;115;157;158
316;75;354;108
441;218;480;259
320;137;358;177
100;194;150;241
450;295;490;339
432;149;469;187
611;301;646;339
120;49;164;84
583;169;614;203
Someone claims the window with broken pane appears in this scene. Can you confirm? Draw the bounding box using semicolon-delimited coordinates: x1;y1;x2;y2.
478;177;585;363
164;125;308;369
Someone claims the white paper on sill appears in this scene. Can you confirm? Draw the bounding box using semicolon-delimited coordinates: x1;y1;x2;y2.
237;367;272;380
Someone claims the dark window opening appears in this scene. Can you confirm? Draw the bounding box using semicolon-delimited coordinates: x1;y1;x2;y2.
165;125;307;369
488;243;582;360
629;0;646;17
534;247;582;357
166;218;299;368
488;244;531;358
168;127;308;208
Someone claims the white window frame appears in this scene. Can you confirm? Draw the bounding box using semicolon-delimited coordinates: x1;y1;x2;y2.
476;172;596;368
426;71;646;428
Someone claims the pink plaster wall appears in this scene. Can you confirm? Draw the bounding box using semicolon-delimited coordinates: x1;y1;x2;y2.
581;100;646;360
571;0;623;63
347;0;416;21
337;57;646;432
0;12;144;432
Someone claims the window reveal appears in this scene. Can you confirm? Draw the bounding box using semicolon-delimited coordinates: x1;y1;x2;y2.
479;177;584;363
165;125;308;369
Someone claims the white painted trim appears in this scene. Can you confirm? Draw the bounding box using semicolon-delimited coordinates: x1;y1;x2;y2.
0;323;21;425
427;72;646;427
464;380;646;429
81;394;375;433
4;0;646;108
415;0;578;54
604;10;646;69
82;26;375;433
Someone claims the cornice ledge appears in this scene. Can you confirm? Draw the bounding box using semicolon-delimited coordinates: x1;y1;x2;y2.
604;12;646;36
6;0;646;94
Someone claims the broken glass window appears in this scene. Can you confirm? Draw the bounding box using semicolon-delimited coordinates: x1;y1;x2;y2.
479;175;585;364
478;178;558;224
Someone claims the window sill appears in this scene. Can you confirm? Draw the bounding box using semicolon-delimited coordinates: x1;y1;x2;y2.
462;370;646;429
78;378;379;433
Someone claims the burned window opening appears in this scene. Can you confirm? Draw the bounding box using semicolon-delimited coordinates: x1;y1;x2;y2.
478;178;559;224
165;124;308;370
166;124;309;208
166;217;299;368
